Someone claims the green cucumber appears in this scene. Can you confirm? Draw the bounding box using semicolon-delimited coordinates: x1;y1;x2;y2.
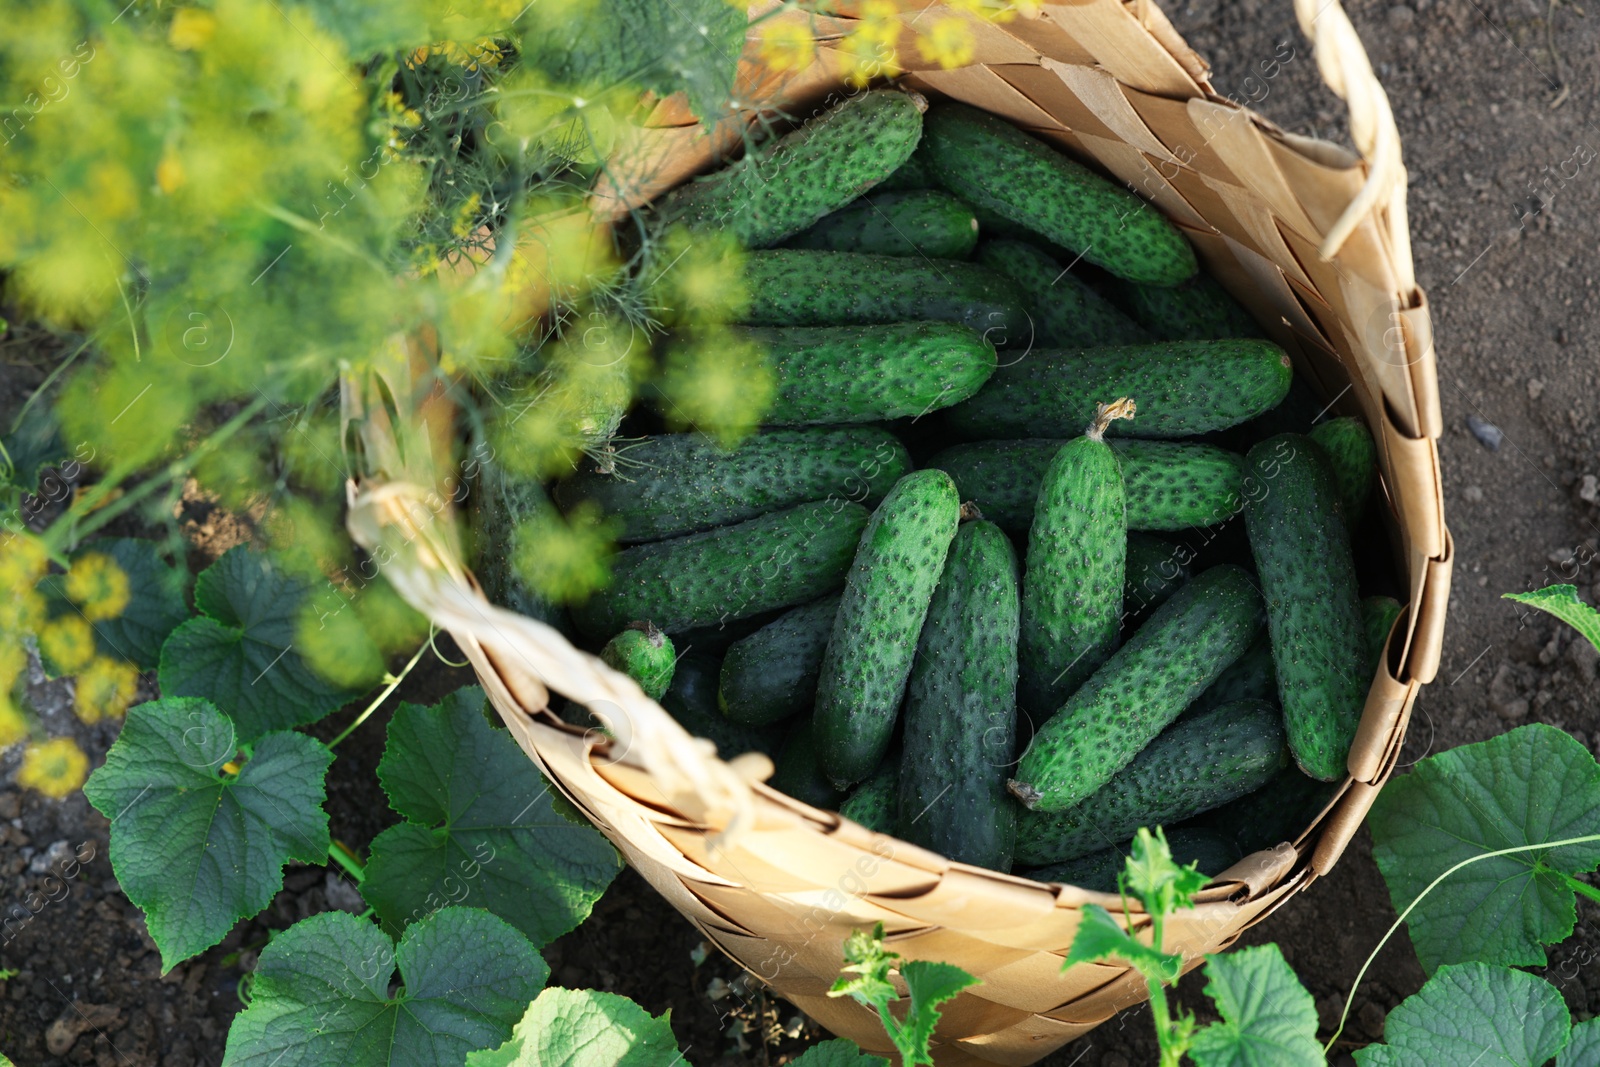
1024;827;1243;891
1363;595;1402;677
943;339;1293;440
1115;274;1260;340
1187;630;1277;718
974;240;1150;348
1201;766;1339;855
840;761;899;833
919;102;1196;286
739;249;1028;338
1243;434;1367;781
571;500;868;639
926;438;1245;533
1014;698;1288;865
733;322;996;425
786;190;979;259
769;719;843;810
815;470;961;788
600;623;676;701
897;519;1020;870
649;89;923;248
1011;564;1266;812
555;428;911;543
468;459;569;634
1124;532;1190;621
1018;400;1134;719
1309;416;1377;525
660;653;781;760
719;594;840;727
876;151;934;192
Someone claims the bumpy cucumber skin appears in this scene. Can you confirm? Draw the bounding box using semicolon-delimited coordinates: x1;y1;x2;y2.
571;501;868;639
1363;595;1402;678
661;654;782;760
1015;698;1288;865
1243;434;1368;781
1023;827;1242;891
1201;766;1339;855
926;438;1244;533
787;190;979;259
975;240;1150;348
1117;274;1260;341
740;250;1028;339
600;626;677;701
556;429;910;544
897;520;1020;871
815;470;962;788
1309;416;1377;524
1013;564;1266;812
840;761;899;833
650;90;923;248
769;719;843;810
943;340;1294;440
1187;631;1277;718
719;594;841;727
1124;532;1190;620
920;103;1197;286
737;322;997;425
1019;435;1125;720
876;151;935;192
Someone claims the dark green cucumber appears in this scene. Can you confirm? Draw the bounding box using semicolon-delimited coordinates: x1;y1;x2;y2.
1363;595;1402;677
897;520;1020;870
786;190;979;259
975;240;1150;348
943;339;1293;440
719;594;840;727
649;90;923;248
1309;416;1377;525
734;322;996;425
1187;630;1277;718
1011;564;1266;812
919;102;1197;286
1018;401;1133;719
1115;274;1260;340
1124;532;1190;621
740;250;1028;339
1014;699;1288;865
556;428;910;543
1201;766;1338;855
660;653;781;760
1243;434;1367;781
815;470;961;788
840;761;899;833
600;623;676;701
1024;827;1243;891
769;719;843;810
468;459;569;634
571;501;868;639
875;151;934;192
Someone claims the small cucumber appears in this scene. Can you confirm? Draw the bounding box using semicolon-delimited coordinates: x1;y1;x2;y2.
840;761;899;833
943;339;1293;440
875;151;934;192
1018;400;1134;719
1011;564;1266;812
734;322;996;425
1363;595;1402;677
1023;827;1243;891
919;102;1197;285
1309;416;1378;525
1243;434;1367;781
897;519;1020;870
661;653;781;760
786;190;979;259
1124;532;1191;621
649;89;924;248
1187;630;1277;718
718;594;841;727
599;623;676;701
815;470;962;788
769;719;843;810
1014;699;1288;865
1201;766;1339;855
555;428;911;543
571;501;868;639
974;240;1150;348
1115;274;1260;340
740;249;1028;338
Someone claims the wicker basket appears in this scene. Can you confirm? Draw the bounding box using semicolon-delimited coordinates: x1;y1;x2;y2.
341;2;1452;1062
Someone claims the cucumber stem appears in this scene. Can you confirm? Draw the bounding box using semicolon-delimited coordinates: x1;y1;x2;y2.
1084;396;1137;441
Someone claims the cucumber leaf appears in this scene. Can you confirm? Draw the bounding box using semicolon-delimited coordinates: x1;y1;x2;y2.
362;687;620;948
73;537;188;669
158;546;361;741
787;1041;890;1067
828;923;979;1067
1351;963;1570;1067
1368;724;1600;973
1062;903;1183;984
1504;585;1600;652
222;908;545;1067
1189;945;1323;1067
463;988;678;1066
83;697;331;971
1557;1017;1600;1067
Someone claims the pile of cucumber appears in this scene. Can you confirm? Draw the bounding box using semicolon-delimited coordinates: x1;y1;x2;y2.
486;89;1402;889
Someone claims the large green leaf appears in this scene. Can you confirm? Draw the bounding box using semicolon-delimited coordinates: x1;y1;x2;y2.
74;537;189;669
222;908;546;1067
1557;1017;1600;1067
158;546;361;740
83;697;331;970
1352;964;1570;1067
1189;945;1322;1067
1504;585;1600;652
464;988;679;1066
788;1043;890;1067
363;687;620;948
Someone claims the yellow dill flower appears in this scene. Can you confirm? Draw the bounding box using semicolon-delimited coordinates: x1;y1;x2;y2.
17;738;89;799
169;7;217;49
156;150;186;194
0;589;48;636
74;657;139;724
0;536;49;588
0;643;25;691
0;697;26;750
839;23;903;87
451;193;483;239
39;615;96;674
917;17;976;69
758;21;816;72
64;553;130;622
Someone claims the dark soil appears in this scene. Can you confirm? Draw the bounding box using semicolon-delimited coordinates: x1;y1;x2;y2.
6;0;1600;1062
